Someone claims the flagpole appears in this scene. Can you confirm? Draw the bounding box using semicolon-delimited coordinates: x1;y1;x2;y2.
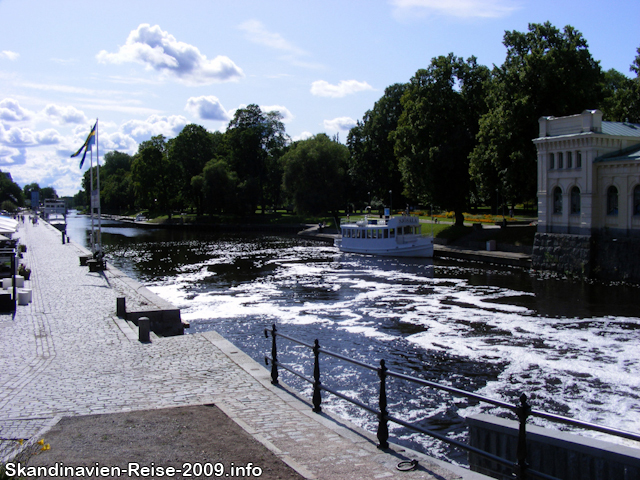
96;118;102;258
90;147;95;255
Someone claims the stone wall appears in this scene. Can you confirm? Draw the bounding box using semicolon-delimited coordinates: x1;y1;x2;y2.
533;233;640;284
532;233;593;277
591;235;640;283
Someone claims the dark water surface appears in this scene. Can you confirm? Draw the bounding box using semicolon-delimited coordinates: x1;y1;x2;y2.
66;212;640;464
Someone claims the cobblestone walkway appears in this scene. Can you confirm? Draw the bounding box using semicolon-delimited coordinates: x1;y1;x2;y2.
0;218;481;479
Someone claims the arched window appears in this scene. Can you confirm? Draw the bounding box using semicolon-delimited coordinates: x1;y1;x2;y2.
607;186;619;216
634;185;640;216
553;187;562;214
570;187;581;214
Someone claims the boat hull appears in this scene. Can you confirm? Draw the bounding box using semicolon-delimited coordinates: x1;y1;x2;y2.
335;239;434;258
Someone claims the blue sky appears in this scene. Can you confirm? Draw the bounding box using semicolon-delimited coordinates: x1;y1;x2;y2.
1;0;639;197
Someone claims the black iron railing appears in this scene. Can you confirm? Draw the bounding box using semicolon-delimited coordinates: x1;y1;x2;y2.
264;324;640;480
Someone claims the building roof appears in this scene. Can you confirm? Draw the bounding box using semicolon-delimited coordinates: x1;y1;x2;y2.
595;142;640;163
602;121;640;137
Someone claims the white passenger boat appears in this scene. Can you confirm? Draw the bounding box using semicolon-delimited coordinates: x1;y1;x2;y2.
335;214;433;258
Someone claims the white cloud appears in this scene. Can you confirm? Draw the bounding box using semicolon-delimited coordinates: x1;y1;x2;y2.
239;20;322;69
97;24;244;85
323;117;357;131
100;131;138;154
292;131;313;142
311;80;374;98
0;51;19;61
35;129;64;146
120;114;188;142
0;123;63;149
0;145;21;165
239;20;306;56
260;105;294;123
0;98;32;121
390;0;519;19
185;96;230;121
42;104;89;125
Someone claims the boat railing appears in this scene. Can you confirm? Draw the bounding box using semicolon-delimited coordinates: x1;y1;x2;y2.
264;325;640;480
341;215;383;226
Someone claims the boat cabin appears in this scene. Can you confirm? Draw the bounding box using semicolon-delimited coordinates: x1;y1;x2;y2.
341;215;422;239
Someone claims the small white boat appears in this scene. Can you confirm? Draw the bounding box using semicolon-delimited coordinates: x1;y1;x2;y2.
335;214;433;258
48;213;67;232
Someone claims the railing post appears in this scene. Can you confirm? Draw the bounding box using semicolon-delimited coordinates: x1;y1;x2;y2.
377;359;389;449
312;339;322;413
515;392;531;479
268;324;279;385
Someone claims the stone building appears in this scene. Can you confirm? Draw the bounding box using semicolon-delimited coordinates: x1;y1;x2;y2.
532;110;640;282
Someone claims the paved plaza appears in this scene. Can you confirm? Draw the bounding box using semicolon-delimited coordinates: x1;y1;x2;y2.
0;217;483;479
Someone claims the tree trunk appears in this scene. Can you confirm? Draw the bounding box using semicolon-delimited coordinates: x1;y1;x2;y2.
454;210;465;227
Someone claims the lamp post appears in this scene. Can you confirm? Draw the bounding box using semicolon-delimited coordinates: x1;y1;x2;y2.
389;190;392;215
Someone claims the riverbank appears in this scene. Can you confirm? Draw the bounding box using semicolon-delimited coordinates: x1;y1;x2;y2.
1;216;485;479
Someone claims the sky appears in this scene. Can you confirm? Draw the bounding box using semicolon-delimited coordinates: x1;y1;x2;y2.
0;0;639;197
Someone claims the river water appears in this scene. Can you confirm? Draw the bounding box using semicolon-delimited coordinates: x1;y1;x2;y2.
66;212;640;464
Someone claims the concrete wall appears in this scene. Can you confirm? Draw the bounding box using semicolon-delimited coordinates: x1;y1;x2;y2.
468;414;640;480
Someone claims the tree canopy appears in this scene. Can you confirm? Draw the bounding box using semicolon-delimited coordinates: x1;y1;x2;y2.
469;22;605;206
226;104;288;214
282;134;349;215
347;83;407;210
392;54;489;226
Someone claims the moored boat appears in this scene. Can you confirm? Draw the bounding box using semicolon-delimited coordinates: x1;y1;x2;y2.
335;214;433;257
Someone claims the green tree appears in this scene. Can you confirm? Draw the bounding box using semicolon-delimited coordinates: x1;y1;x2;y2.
130;135;179;213
226;105;288;214
168;124;216;213
469;22;604;206
601;47;640;123
201;159;238;214
392;54;489;226
347;83;407;211
0;171;25;209
101;151;134;212
40;187;57;201
282;134;349;216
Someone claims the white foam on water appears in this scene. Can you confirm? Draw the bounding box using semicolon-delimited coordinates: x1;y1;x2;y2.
142;238;640;453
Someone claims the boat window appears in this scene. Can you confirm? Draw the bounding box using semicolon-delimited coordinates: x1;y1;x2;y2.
416;225;421;235
367;229;372;239
384;229;389;238
390;228;395;237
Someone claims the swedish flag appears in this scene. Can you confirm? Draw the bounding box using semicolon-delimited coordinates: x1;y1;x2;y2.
71;121;97;169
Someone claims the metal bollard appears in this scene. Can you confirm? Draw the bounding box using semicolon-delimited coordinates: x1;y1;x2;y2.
269;324;278;385
312;339;322;412
116;297;126;318
138;316;150;343
515;393;531;479
377;359;389;449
